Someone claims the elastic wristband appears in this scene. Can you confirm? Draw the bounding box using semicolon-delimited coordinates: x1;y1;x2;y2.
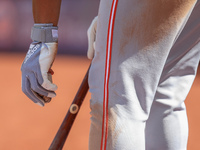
31;23;58;43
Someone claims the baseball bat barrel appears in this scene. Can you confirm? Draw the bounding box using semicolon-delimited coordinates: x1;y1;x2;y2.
49;65;90;150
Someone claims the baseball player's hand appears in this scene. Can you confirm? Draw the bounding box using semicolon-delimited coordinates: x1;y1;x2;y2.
21;24;58;107
87;16;98;59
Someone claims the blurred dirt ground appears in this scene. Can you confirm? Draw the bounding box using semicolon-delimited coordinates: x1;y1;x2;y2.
0;53;199;150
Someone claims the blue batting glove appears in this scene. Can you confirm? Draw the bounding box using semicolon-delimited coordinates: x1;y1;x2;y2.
21;24;58;107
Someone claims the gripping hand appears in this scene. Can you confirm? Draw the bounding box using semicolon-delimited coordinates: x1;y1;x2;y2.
87;16;98;59
21;24;58;107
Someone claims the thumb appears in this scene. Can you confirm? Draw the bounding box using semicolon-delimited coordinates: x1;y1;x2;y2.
41;72;58;91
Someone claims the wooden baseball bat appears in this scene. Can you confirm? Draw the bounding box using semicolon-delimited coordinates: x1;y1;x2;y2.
49;65;90;150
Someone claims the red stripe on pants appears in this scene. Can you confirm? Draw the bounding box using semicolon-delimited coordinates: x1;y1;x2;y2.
100;0;119;149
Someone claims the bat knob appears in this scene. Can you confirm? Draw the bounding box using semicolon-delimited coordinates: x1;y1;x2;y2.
70;104;79;114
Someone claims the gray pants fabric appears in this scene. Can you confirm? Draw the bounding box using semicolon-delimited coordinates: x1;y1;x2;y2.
88;0;200;150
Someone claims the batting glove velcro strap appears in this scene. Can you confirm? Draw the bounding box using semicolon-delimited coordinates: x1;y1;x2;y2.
31;23;58;43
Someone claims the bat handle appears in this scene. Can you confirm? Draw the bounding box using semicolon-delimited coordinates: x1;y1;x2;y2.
49;65;90;150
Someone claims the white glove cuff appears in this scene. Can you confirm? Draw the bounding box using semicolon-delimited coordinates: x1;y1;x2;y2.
31;23;58;43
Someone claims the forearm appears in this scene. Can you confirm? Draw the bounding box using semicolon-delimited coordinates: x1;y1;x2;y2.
32;0;62;26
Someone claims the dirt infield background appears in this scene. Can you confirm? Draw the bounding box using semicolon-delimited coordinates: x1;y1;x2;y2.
0;53;199;150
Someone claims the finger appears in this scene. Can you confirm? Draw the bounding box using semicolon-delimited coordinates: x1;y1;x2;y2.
48;68;54;75
22;75;45;107
37;93;52;103
29;73;56;98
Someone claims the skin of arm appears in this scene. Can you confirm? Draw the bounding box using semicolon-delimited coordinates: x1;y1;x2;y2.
32;0;62;26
